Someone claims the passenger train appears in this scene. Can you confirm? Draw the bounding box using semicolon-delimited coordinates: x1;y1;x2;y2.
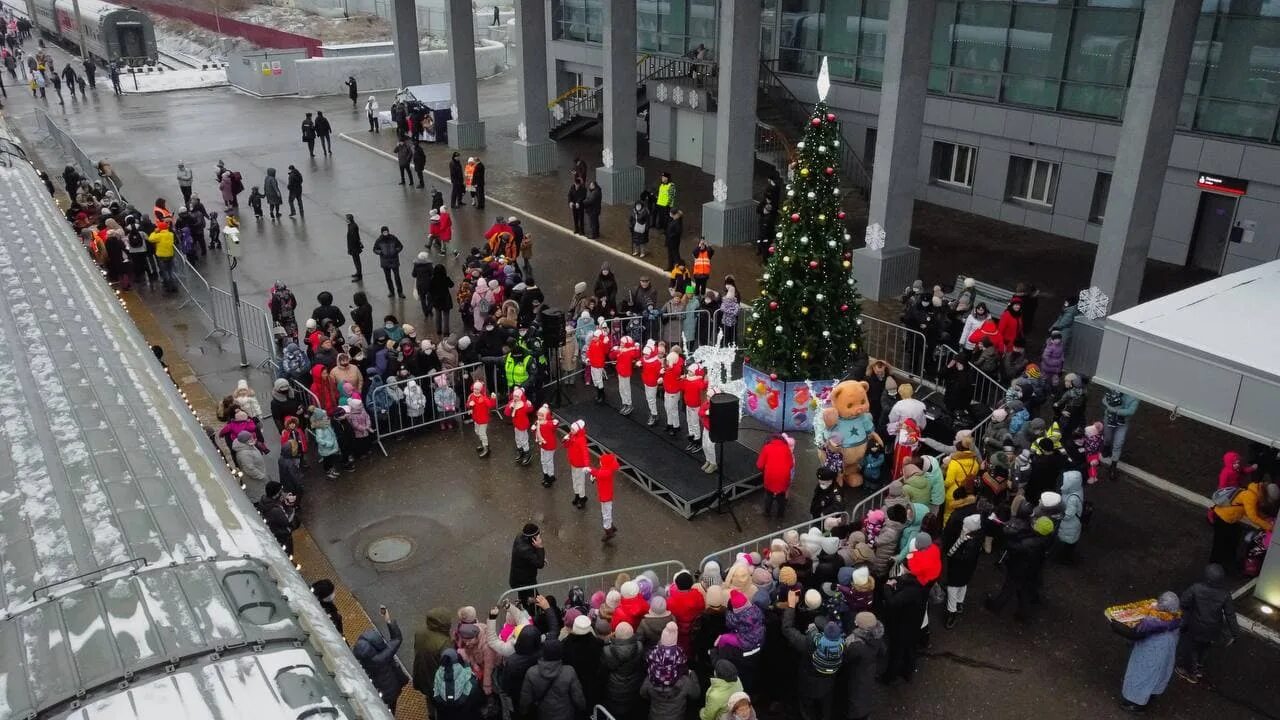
0;116;391;719
4;0;158;65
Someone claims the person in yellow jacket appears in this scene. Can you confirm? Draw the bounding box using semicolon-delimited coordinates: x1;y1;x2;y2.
148;221;178;292
655;171;676;229
1210;481;1277;567
943;436;981;525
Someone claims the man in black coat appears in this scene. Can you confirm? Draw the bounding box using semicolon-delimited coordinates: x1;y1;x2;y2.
984;517;1054;621
412;141;427;188
510;523;547;606
879;565;927;684
449;152;465;208
353;607;408;711
311;578;343;634
312;291;347;330
346;214;364;281
372;226;405;298
664;210;684;271
301;113;317;157
472;157;487;209
351;291;374;340
1176;563;1239;683
314;111;333;156
286;165;304;218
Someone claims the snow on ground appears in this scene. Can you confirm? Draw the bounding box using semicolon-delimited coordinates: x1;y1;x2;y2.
229;4;391;44
121;68;229;94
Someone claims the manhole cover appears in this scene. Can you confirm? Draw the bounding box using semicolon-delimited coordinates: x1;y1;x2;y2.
366;536;414;563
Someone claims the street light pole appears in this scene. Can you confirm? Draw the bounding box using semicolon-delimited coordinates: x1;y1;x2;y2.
225;232;249;369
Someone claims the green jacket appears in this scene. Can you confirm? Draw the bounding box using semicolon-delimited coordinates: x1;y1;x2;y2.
699;677;743;720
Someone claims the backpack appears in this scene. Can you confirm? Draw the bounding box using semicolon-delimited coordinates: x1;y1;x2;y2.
1212;486;1243;507
811;633;844;675
230;171;244;195
178;226;194;254
126;229;146;251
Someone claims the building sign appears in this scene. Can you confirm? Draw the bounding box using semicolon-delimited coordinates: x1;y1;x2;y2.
271;61;282;76
1197;173;1248;196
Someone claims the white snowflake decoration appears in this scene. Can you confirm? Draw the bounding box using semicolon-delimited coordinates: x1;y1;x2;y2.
517;122;527;141
551;104;565;122
1079;286;1111;320
656;83;668;102
602;147;614;168
692;337;745;414
451;104;458;119
672;86;685;105
689;92;699;110
864;222;886;252
712;178;728;203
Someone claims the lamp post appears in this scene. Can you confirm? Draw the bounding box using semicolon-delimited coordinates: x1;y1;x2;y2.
225;224;249;368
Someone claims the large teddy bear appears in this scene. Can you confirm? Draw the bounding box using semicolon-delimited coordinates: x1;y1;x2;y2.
820;380;881;488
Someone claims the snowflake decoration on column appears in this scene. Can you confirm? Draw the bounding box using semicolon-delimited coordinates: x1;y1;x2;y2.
601;147;614;168
516;122;527;141
450;104;459;119
864;222;886;252
551;103;564;122
656;83;668;102
712;178;728;203
689;92;699;110
672;86;685;105
1078;286;1111;320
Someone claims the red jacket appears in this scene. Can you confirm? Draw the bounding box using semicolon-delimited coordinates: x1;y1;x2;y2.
505;400;532;430
906;544;943;586
613;595;650;630
430;211;452;242
662;356;684;394
968;318;1005;353
586;335;611;370
699;400;711;430
612;346;639;378
537;419;559;450
641;351;662;387
665;586;705;650
591;453;619;502
566;428;590;468
467;392;496;424
997;311;1022;350
756;436;794;494
681;373;708;406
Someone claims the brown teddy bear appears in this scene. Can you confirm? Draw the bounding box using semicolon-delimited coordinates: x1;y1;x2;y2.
819;380;881;488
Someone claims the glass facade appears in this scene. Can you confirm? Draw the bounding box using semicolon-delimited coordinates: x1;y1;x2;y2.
554;0;718;56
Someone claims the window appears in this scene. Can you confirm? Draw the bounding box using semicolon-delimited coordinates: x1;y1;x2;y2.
864;127;877;170
1089;172;1112;224
1006;157;1059;206
931;142;976;188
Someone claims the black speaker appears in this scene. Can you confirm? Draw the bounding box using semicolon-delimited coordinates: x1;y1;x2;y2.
708;393;740;443
540;308;565;347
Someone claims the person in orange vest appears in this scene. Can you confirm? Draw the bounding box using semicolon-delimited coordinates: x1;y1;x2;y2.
699;396;716;474
691;236;715;296
592;452;621;541
611;335;640;416
463;157;478;205
681;363;708;454
466;381;498;458
153;197;174;225
536;405;559;487
586;327;612;405
505;386;533;466
640;340;663;426
661;349;684;437
566;419;591;509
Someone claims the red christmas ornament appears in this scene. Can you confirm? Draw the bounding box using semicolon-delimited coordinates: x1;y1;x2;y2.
744;355;750;363
790;213;801;223
825;167;834;175
770;373;778;381
840;304;849;312
768;244;776;254
810;117;821;127
808;260;819;269
837;210;847;220
769;301;778;310
826;112;837;122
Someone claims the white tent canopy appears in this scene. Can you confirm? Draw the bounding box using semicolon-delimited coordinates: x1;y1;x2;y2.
1093;259;1280;447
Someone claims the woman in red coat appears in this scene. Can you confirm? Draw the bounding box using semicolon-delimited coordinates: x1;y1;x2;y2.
757;433;795;518
591;452;620;540
997;297;1025;350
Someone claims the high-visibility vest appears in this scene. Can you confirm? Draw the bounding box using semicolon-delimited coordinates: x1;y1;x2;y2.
464;162;477;188
656;182;673;207
505;353;531;387
693;250;711;276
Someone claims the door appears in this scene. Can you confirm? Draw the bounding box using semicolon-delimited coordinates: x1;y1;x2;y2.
117;25;144;62
674;109;702;167
1188;192;1237;273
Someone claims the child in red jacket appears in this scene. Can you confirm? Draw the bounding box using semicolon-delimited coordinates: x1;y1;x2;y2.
566;419;591;508
757;433;795;517
661;349;684;436
698;396;716;473
681;363;708;453
428;208;454;257
640;340;663;426
535;404;559;487
611;335;640;416
586;329;611;404
466;381;497;458
592;452;620;540
504;386;533;466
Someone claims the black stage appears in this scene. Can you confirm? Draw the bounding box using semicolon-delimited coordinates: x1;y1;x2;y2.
552;377;763;519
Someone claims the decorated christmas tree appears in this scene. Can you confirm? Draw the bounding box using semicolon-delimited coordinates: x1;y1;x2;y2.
745;59;863;380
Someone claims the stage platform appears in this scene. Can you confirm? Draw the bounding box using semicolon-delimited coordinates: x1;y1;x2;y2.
552;379;763;519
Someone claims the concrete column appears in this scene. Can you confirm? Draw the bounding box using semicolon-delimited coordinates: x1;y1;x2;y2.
851;0;937;301
445;0;485;149
597;0;643;205
701;0;761;246
1089;0;1200;314
390;0;421;87
511;0;556;175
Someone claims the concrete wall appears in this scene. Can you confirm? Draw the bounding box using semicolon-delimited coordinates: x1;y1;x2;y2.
292;39;506;95
229;49;311;97
647;98;715;175
292;0;514;36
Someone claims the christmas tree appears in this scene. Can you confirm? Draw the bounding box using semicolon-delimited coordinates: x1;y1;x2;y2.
745;59;863;379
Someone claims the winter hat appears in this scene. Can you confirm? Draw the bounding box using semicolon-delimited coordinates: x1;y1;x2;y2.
521;523;540;537
305;318;318;330
714;660;739;682
590;591;606;609
1039;491;1062;509
673;570;694;591
417;251;429;262
728;589;748;610
751;566;773;589
705;585;726;608
836;566;854;587
614;622;635;641
779;567;798;586
571;614;593;635
649;596;669;616
992;407;1008;422
783;529;801;547
911;533;932;552
1034;516;1055;536
823;621;842;641
564;608;582;628
620;581;640;599
236;430;252;444
887;480;904;498
605;590;621;609
457;623;480;640
901;462;922;478
458;606;477;623
594;619;613;637
265;480;282;498
457;335;472;350
700;560;722;586
542;638;564;661
311;579;335;603
885;376;899;396
852;567;873;591
660;621;678;647
854;611;877;630
851;542;874;565
273;378;291;393
803;589;822;610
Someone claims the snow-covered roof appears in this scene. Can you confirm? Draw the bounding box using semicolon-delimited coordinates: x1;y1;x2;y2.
1094;260;1280;445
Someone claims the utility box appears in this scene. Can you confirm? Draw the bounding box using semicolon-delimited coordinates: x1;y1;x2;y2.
228;49;308;96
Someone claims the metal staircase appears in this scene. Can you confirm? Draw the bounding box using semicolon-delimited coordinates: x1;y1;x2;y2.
547;53;718;140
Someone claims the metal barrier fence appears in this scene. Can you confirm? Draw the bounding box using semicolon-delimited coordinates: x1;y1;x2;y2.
592;706;618;720
860;315;928;379
499;560;688;608
697;511;850;576
38;110;123;199
369;361;501;456
934;344;1009;412
710;306;745;347
207;285;277;364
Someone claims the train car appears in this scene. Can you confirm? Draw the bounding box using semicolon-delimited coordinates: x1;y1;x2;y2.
17;0;158;65
0;117;392;720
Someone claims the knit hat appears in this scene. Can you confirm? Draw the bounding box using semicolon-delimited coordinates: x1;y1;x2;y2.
458;606;477;623
564;608;582;628
751;567;773;588
1034;516;1055;536
714;660;739;682
417;251;429;262
457;623;480;640
521;523;540;537
571;614;593;635
660;621;678;647
621;581;640;599
854;611;877;630
779;567;797;586
1039;491;1062;509
887;480;904;498
590;591;606;609
912;533;932;552
265;480;282;498
614;622;635;640
804;589;822;610
273;378;291;393
236;430;252;444
837;566;854;587
705;585;726;608
311;579;335;601
726;691;750;713
649;595;669;616
852;567;873;591
823;621;842;641
594;618;613;637
992;407;1008;422
542;638;563;661
673;570;694;591
605;590;621;609
728;589;748;610
851;542;874;565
